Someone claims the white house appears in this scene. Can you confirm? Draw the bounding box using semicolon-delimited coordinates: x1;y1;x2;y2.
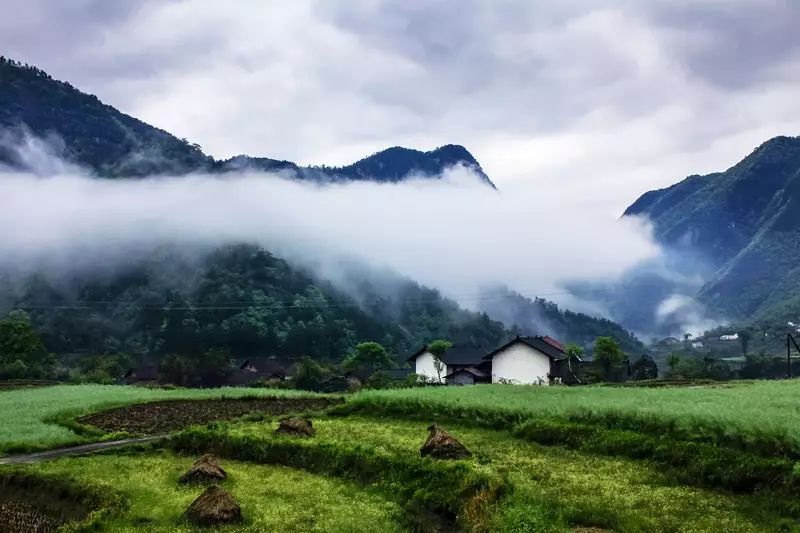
407;347;442;383
406;344;491;384
483;336;571;385
720;333;739;341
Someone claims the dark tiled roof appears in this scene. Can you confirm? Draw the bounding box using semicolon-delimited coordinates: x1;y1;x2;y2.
407;344;490;365
441;344;488;365
236;358;296;377
123;366;158;381
444;366;489;379
406;345;428;362
542;336;565;352
484;336;566;361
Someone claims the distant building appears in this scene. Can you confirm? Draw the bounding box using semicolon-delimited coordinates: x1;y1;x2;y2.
483;336;576;385
228;357;296;386
407;335;580;386
720;333;739;341
120;365;159;386
407;344;490;384
691;341;704;349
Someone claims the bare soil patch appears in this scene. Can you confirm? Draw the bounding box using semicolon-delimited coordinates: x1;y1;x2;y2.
0;474;92;533
0;379;60;391
78;397;341;435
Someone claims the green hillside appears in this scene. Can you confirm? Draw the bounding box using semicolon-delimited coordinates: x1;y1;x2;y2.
625;136;800;320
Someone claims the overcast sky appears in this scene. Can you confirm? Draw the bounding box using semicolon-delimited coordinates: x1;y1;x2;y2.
2;0;800;213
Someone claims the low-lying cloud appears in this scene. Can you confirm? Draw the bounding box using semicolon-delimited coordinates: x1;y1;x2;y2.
1;143;661;326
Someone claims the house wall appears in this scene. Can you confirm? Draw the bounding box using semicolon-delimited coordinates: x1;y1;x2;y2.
414;351;444;383
447;371;475;386
491;342;552;385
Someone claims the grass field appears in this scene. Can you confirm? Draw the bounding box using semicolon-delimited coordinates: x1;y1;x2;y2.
211;416;793;532
6;381;800;531
21;450;405;532
343;381;800;454
0;384;323;454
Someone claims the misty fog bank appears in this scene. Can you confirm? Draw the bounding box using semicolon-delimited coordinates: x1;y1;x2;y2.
0;142;720;338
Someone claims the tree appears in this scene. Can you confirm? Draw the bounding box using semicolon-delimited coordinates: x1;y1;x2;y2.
195;348;230;386
739;329;753;357
293;357;346;392
593;336;624;379
564;343;584;360
563;343;585;383
343;341;394;371
631;354;658;380
666;353;681;376
0;310;53;378
158;353;194;386
428;339;452;383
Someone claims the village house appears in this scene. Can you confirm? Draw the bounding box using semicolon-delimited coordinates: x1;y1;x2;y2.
228;357;296;386
407;336;579;385
483;336;578;385
406;344;491;385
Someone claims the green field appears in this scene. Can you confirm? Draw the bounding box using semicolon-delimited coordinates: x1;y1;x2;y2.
215;416;787;532
4;381;800;531
21;450;405;532
344;381;800;454
0;384;322;454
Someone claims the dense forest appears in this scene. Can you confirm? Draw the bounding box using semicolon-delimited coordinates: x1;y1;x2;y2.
2;244;511;364
478;286;644;354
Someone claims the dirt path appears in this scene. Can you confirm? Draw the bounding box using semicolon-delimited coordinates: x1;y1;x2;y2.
0;435;168;465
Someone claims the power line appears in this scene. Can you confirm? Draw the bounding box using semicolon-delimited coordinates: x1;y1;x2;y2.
9;283;678;312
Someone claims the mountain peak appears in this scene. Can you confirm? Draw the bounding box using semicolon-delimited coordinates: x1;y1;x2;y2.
332;144;495;187
0;56;495;187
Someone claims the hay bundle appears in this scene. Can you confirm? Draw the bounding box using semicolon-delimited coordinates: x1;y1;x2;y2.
183;486;242;526
178;454;227;485
275;417;315;437
420;424;472;460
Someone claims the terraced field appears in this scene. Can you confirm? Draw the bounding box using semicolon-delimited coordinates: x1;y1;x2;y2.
0;384;328;454
4;381;800;531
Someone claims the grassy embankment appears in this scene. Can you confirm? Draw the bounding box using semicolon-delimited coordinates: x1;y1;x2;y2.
341;381;800;457
15;450;405;532
0;384;325;454
170;416;795;532
7;381;800;531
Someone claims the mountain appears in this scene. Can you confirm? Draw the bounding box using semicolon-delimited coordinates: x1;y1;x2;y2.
0;56;636;374
5;244;511;362
478;286;643;354
624;135;800;321
220;145;495;187
0;57;212;176
0;57;492;186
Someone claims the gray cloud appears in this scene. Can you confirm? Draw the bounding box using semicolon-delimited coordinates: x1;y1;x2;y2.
1;0;800;216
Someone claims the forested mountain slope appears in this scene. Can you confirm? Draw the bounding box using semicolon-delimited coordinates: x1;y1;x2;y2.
478;286;643;354
0;57;492;185
6;244;511;361
624;136;800;320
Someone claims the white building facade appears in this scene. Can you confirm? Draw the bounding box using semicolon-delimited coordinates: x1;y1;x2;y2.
409;349;445;383
488;340;554;384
